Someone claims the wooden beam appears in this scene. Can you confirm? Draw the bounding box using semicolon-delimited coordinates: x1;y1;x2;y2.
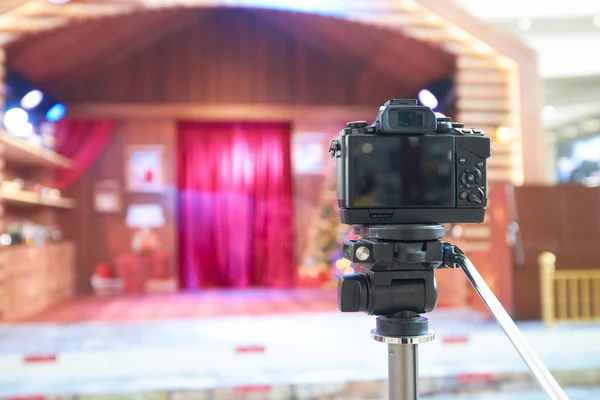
458;55;511;71
416;0;534;62
0;16;68;32
457;69;513;85
18;2;138;18
0;32;18;46
0;47;5;237
457;98;512;112
0;48;5;113
66;102;377;123
0;0;30;17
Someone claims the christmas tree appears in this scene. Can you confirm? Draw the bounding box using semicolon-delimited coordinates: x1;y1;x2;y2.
298;158;357;286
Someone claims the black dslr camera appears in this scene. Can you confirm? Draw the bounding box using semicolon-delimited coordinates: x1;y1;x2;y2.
329;99;491;225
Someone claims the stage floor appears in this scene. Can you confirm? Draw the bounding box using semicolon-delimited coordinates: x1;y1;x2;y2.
2;289;600;399
20;289;339;323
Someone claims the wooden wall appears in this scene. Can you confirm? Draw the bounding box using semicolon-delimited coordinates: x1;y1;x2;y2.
63;116;355;293
60;120;178;293
32;8;455;293
513;185;600;320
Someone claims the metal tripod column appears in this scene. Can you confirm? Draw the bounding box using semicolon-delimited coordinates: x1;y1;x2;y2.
388;343;418;400
373;328;435;400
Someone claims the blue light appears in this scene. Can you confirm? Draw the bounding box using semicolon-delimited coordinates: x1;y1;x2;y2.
46;103;66;122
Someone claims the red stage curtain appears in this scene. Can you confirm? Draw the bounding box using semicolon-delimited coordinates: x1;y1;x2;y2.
54;119;117;190
177;122;294;289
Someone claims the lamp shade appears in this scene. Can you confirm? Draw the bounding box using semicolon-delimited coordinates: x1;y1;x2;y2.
126;204;165;228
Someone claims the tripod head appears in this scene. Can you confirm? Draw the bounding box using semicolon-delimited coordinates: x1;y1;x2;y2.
338;224;457;338
336;224;567;400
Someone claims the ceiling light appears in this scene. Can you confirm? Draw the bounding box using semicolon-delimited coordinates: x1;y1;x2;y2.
418;89;438;109
496;126;514;143
20;90;44;110
3;108;29;135
542;106;556;120
47;0;71;4
12;122;34;137
517;18;532;31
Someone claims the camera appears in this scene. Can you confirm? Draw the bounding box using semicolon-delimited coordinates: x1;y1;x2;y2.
329;99;491;225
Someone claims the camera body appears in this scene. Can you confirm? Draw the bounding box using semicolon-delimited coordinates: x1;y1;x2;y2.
330;99;491;225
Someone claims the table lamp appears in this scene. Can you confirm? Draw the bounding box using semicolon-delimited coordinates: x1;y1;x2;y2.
126;204;165;253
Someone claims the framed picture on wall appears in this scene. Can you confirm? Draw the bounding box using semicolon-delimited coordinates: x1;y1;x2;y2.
292;132;327;174
125;145;166;193
94;179;122;213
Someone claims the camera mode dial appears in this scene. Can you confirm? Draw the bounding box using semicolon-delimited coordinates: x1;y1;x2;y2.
435;117;452;134
346;121;368;129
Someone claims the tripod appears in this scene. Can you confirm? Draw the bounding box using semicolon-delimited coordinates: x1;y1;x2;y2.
338;224;568;400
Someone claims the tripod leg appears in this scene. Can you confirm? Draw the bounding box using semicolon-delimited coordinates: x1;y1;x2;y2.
457;253;568;400
388;343;418;400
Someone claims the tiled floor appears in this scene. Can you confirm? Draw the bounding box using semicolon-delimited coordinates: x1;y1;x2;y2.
1;290;600;399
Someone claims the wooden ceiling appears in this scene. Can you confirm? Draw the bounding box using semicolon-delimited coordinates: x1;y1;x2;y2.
0;1;522;69
253;9;453;90
0;0;523;88
6;9;204;88
0;0;547;183
4;5;456;97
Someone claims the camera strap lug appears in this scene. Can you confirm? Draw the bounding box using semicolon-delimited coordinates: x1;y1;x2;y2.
329;139;340;158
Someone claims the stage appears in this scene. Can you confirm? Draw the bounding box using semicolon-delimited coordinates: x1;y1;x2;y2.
2;289;600;399
16;289;339;323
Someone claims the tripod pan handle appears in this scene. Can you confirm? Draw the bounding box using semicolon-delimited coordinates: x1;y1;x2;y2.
456;252;568;400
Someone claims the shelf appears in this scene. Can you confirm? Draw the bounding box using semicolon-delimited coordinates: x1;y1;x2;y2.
0;131;73;169
0;190;75;209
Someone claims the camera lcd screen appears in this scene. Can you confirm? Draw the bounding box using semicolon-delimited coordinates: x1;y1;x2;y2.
349;135;455;208
394;111;423;128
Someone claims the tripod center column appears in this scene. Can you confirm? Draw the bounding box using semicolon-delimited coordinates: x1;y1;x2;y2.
388;343;418;400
